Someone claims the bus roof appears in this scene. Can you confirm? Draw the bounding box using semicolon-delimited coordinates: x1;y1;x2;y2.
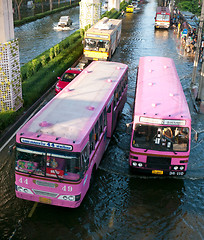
156;6;170;14
18;61;128;145
135;56;191;122
85;17;122;36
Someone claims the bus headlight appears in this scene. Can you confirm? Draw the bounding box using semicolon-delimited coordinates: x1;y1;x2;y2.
58;194;81;202
132;162;143;167
173;165;185;171
179;166;185;170
16;185;34;194
132;161;137;167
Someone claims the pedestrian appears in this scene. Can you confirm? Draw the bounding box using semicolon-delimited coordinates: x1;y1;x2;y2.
178;22;181;34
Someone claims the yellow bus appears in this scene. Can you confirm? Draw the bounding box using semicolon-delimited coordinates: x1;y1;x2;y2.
83;17;122;61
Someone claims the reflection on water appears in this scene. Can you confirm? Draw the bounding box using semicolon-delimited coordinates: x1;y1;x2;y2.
1;0;204;239
154;28;169;40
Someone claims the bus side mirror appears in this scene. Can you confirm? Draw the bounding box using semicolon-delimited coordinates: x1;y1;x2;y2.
192;128;198;142
194;132;198;142
126;122;133;128
126;122;133;134
8;144;16;156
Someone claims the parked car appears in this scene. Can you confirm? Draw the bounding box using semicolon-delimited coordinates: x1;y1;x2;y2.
55;68;82;94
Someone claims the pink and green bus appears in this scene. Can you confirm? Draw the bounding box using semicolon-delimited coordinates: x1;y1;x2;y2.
129;56;191;176
15;61;128;208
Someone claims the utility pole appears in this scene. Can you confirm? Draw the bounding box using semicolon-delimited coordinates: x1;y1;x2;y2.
191;0;204;87
198;62;204;112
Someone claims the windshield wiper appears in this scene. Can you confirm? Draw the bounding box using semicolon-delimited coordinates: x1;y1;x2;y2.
53;169;62;182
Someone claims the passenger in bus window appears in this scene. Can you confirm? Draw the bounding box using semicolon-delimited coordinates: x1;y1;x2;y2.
163;127;173;140
174;127;188;144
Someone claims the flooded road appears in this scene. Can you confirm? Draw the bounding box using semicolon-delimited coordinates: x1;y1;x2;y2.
14;6;80;65
1;0;204;239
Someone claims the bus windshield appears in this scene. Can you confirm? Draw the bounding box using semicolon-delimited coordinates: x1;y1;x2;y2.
16;147;82;181
84;38;109;51
156;14;170;21
132;124;189;152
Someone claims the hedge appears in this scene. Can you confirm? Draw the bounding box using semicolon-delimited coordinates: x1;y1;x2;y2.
0;32;83;134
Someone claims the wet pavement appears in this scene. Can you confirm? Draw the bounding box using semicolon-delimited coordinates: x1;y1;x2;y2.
0;0;204;239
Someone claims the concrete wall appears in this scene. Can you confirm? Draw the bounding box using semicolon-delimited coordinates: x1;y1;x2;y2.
0;0;14;43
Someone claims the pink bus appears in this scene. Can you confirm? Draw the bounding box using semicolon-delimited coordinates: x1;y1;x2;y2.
129;56;191;176
15;61;128;208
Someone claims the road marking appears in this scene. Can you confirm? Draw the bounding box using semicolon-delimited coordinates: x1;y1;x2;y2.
28;202;38;218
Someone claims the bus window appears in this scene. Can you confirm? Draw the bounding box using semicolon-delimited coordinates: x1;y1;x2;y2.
89;130;95;153
107;104;111;113
104;108;107;126
114;90;118;109
99;113;103;134
95;121;99;143
84;39;97;50
132;124;189;152
85;39;109;51
81;145;89;173
16;149;46;176
156;14;170;21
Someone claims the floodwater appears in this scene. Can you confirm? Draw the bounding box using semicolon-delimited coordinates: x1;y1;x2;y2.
1;0;204;239
14;6;80;65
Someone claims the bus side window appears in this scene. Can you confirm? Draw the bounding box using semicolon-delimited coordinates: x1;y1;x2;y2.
125;73;128;86
89;130;95;154
82;145;89;172
107;104;111;113
95;121;99;143
119;82;122;98
99;113;103;135
104;108;107;126
114;90;118;109
122;75;125;92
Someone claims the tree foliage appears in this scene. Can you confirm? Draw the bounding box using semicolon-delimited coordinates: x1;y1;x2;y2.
176;0;201;15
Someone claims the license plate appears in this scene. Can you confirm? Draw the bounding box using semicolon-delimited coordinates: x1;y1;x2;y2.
152;170;163;175
39;197;52;204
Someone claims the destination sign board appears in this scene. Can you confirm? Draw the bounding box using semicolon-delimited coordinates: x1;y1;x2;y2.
139;117;186;126
86;33;109;39
20;138;73;151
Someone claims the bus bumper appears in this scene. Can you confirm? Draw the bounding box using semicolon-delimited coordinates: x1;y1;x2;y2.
129;166;186;176
15;189;82;208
